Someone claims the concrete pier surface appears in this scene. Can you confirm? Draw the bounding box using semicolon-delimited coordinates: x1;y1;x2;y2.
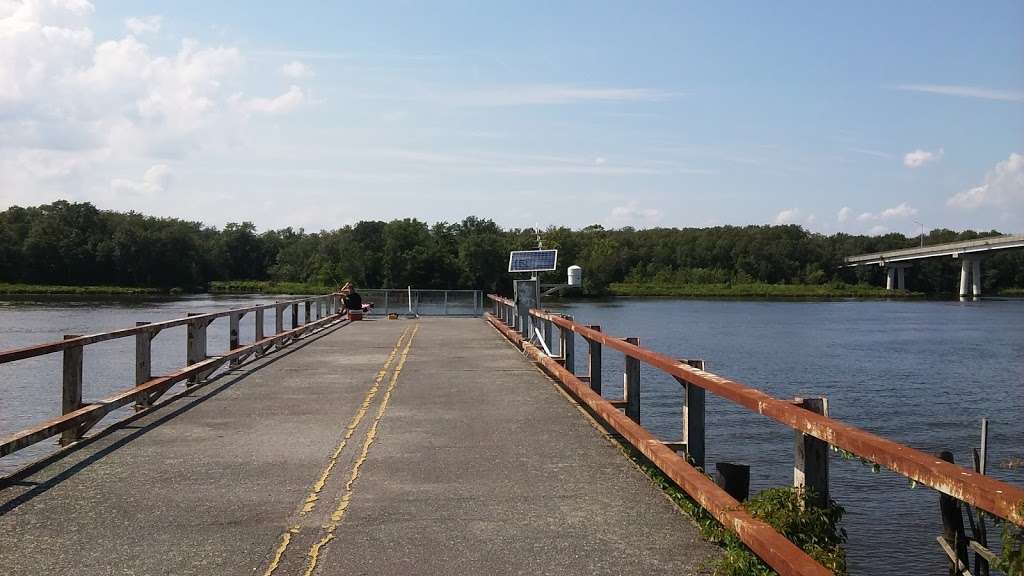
0;317;718;576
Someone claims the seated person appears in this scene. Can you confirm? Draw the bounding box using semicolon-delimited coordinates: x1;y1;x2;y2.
340;282;362;312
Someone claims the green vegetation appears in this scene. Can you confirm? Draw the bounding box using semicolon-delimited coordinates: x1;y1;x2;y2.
999;287;1024;297
208;280;334;295
0;283;162;295
636;459;847;575
610;282;918;298
998;502;1024;575
1;200;1022;297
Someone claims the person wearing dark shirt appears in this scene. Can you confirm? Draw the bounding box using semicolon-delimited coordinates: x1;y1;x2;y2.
340;282;362;312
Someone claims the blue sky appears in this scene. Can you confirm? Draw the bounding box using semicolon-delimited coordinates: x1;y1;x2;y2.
2;1;1022;234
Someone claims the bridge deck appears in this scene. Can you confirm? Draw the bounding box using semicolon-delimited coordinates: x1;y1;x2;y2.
0;317;717;575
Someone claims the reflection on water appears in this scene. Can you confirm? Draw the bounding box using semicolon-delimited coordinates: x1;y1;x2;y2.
1;295;1022;574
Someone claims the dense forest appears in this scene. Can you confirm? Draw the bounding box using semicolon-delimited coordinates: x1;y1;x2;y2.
0;201;1021;295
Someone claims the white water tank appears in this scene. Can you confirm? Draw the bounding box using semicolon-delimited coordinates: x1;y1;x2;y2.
567;265;582;287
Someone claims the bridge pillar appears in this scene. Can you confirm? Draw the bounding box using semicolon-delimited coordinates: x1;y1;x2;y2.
972;258;982;297
959;257;982;298
896;266;906;290
885;267;895;290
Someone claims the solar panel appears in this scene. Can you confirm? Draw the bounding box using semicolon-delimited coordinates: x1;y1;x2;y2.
508;250;558;273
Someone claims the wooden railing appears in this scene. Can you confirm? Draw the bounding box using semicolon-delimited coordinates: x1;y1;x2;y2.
0;293;347;463
488;294;1023;576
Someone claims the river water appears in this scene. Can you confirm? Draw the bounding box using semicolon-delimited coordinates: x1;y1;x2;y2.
1;295;1021;574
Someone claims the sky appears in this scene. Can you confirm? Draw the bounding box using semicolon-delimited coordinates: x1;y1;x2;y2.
1;1;1023;235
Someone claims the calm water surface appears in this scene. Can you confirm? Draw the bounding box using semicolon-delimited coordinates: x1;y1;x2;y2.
1;295;1021;574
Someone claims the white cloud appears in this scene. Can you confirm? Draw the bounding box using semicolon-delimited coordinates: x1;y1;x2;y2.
607;202;662;228
280;60;312;78
837;206;852;223
110;164;172;196
774;207;801;225
903;148;943;168
868;225;889;236
857;202;918;222
896;84;1024;103
947;153;1024;210
594;157;607;166
235;85;306;115
124;15;161;35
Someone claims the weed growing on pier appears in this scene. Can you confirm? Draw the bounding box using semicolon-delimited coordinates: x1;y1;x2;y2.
998;504;1024;575
635;458;848;575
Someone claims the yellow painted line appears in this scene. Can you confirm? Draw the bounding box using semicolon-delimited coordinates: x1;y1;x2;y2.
261;326;411;576
301;323;420;576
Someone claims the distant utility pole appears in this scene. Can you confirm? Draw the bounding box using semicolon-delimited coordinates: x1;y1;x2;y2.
913;220;924;247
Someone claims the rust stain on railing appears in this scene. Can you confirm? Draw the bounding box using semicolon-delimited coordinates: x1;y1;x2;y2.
523;305;1024;528
486;293;1024;575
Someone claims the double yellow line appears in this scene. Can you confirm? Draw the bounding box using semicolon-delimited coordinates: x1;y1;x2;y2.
262;324;419;576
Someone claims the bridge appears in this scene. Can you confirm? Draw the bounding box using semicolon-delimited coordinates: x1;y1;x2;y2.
1;292;1022;575
844;233;1024;297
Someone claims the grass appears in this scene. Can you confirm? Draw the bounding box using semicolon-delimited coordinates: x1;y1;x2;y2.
207;280;335;295
0;283;164;295
998;287;1024;297
610;282;919;299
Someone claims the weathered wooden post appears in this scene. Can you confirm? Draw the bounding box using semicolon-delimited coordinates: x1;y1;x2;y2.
134;322;153;409
186;313;207;385
938;450;969;576
60;335;84;445
587;326;602;394
228;312;241;366
793;397;830;507
561;315;575;375
274;303;284;335
716;463;751;501
304;301;312;325
675;359;706;470
291;302;299;329
623;337;640;423
444;291;449;315
255;308;265;341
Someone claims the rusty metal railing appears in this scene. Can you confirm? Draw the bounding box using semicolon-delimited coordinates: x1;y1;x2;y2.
0;293;348;466
486;294;1024;576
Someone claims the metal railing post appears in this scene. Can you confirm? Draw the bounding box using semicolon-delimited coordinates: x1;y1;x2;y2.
794;397;830;507
561;315;575;374
60;335;84;445
587;325;602;394
444;291;449;315
384;291;390;315
623;337;640;423
186;313;207;385
229;312;241;366
134;322;153;409
544;318;553;355
677;359;706;469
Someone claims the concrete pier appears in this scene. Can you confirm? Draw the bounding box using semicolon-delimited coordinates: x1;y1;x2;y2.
0;318;717;575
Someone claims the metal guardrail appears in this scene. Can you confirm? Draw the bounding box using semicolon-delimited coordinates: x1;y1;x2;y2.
487;294;1024;576
360;289;483;316
0;293;347;464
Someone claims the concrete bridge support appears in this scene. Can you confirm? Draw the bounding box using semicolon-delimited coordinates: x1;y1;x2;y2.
959;257;982;298
884;265;909;290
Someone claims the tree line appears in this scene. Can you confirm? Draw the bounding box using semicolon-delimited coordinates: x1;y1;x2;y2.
0;201;1021;295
